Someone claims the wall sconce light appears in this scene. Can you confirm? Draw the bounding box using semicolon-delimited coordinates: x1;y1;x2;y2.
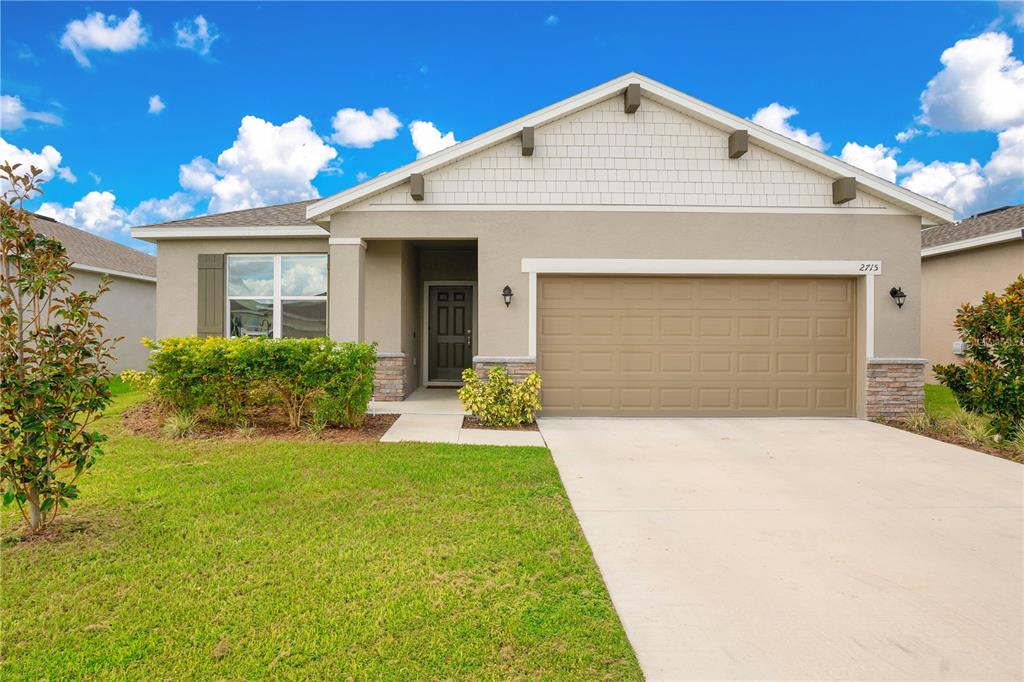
889;286;907;309
502;285;514;308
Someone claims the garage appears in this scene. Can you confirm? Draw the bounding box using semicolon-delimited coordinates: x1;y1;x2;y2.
537;275;857;416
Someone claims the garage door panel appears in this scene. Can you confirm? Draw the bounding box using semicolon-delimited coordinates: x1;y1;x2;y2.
538;275;856;417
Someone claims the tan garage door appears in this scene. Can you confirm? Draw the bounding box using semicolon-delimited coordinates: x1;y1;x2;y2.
537;275;856;417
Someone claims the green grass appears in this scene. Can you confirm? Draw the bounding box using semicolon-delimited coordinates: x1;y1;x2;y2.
925;383;960;419
106;376;133;395
1;394;640;680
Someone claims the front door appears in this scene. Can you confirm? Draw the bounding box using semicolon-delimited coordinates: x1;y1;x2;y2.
428;286;473;382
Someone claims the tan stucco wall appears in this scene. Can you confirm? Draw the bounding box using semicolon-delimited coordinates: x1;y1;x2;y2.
921;241;1024;379
400;242;420;390
154;238;327;338
71;269;155;372
332;211;922;361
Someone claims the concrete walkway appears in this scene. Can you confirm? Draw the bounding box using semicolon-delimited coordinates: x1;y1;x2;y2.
539;417;1024;681
376;387;545;446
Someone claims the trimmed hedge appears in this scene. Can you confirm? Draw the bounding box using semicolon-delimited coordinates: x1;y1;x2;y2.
459;367;542;426
143;337;377;428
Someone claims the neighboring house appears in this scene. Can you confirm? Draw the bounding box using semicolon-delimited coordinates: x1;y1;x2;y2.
921;204;1024;380
132;73;953;419
31;213;157;372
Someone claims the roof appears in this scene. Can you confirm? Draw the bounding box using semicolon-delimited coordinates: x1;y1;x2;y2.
306;72;954;225
921;204;1024;250
131;72;955;242
30;213;157;280
132;198;318;229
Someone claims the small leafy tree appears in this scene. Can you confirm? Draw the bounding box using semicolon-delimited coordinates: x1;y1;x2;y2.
934;275;1024;437
1;163;117;532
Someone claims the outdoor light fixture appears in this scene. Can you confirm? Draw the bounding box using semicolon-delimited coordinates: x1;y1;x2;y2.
890;286;907;309
502;285;514;307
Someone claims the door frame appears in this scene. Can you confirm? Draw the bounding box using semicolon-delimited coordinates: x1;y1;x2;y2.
421;280;478;387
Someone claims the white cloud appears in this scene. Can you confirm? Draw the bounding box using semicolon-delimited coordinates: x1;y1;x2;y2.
900;160;988;213
181;115;338;213
330;107;401;148
1012;2;1024;30
545;14;560;26
919;32;1024;132
178;156;218;193
356;171;369;182
36;190;195;234
88;171;102;184
37;191;126;233
1;95;62;130
895;127;921;143
148;95;165;115
0;137;75;190
750;103;828;151
175;15;220;56
60;9;148;67
838;142;900;182
984;124;1024;185
409;120;458;158
898;126;1024;214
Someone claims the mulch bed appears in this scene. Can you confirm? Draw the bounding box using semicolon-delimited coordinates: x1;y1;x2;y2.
461;415;539;432
882;420;1023;464
123;400;398;444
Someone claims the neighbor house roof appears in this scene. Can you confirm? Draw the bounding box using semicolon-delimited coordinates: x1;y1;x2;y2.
921;204;1024;258
30;213;157;280
305;72;953;225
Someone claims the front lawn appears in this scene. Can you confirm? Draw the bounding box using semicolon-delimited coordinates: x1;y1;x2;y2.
1;393;640;680
924;383;960;419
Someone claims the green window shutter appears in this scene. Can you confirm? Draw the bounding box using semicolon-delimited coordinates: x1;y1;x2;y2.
197;254;225;337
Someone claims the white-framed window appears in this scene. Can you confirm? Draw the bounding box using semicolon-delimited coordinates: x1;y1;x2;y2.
226;254;328;338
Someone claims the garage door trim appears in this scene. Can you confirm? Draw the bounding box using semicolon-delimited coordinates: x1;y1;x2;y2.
522;258;881;360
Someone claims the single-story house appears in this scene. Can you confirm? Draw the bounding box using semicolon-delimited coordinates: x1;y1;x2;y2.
921;204;1023;380
32;212;157;372
132;73;953;419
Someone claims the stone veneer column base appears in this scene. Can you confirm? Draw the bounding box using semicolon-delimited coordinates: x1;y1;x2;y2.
373;353;408;401
472;356;537;382
866;358;926;420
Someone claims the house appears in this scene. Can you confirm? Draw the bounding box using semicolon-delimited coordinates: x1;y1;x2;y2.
131;73;953;419
921;204;1024;380
31;213;157;372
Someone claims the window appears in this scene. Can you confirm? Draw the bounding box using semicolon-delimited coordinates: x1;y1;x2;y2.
227;254;327;338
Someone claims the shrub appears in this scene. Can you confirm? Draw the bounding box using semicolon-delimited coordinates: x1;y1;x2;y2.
119;369;155;392
901;411;934;432
1;164;116;532
459;367;542;427
163;411;199;439
249;339;377;428
143;336;257;425
939;409;995;446
934;275;1024;438
145;336;377;429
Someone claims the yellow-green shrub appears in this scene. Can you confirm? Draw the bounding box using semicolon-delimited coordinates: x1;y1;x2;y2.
459;367;542;427
118;369;155;392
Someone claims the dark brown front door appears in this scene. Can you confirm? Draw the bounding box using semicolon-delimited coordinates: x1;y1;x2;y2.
428;286;473;382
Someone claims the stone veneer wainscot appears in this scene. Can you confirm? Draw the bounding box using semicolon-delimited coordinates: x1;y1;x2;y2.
373;353;408;401
865;358;926;420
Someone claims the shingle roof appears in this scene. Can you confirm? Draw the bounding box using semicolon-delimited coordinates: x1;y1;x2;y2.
30;213;157;278
132;198;318;229
921;204;1024;249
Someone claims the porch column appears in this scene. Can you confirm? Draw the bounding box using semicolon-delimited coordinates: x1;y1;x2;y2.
328;238;365;341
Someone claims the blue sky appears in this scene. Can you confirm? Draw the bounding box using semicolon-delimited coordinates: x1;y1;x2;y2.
2;1;1022;253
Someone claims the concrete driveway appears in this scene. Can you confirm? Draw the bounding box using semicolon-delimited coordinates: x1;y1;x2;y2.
539;418;1023;681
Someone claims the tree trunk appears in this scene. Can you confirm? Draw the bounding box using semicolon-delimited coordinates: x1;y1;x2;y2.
26;486;42;531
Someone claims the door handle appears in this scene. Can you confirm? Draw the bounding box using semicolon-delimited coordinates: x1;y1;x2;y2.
466;328;472;346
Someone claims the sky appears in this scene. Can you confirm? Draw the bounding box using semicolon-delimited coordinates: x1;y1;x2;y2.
2;1;1023;254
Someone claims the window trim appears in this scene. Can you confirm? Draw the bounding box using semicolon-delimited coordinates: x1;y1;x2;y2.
225;254;328;338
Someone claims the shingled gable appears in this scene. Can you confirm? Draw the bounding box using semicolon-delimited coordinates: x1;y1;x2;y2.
305;72;953;225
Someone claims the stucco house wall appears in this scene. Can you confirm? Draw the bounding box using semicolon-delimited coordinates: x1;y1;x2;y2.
921;240;1024;379
70;269;155;372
